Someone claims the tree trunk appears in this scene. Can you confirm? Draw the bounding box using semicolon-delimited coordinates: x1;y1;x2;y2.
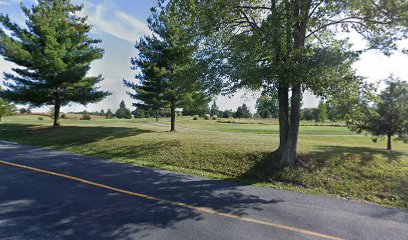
155;111;159;122
170;101;176;132
275;86;290;167
53;93;61;127
53;103;60;127
275;85;302;167
285;85;302;165
387;134;392;150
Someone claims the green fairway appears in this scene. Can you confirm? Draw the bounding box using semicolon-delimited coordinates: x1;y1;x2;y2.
154;117;357;135
1;114;407;208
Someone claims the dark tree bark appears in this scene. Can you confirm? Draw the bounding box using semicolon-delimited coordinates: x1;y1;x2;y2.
387;134;392;150
155;111;159;122
53;92;61;127
275;85;302;167
275;86;290;167
285;85;302;165
170;100;176;132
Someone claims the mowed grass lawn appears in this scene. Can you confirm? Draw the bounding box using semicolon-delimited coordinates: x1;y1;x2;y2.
1;114;407;208
158;117;357;135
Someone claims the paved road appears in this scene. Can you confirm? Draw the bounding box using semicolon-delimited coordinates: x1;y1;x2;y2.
0;141;407;240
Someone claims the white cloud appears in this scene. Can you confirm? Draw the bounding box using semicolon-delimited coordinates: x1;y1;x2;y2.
82;1;150;43
217;90;260;113
339;31;408;85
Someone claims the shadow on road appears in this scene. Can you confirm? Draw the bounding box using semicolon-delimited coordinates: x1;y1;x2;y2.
0;142;283;239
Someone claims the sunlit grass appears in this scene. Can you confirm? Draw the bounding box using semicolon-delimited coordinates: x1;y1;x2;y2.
1;114;407;208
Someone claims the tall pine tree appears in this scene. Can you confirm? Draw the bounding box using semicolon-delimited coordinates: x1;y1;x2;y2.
124;36;168;122
349;78;408;150
115;100;132;119
0;0;110;126
124;1;204;131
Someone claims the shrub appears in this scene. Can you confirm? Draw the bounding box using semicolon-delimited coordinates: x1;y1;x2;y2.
193;115;199;120
80;112;92;120
38;117;44;120
204;114;210;120
61;113;67;119
212;115;218;120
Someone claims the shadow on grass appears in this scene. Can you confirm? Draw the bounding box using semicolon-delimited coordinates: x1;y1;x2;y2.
305;145;405;164
0;141;283;239
234;145;404;181
0;123;153;147
0;123;185;162
230;145;407;208
86;141;182;160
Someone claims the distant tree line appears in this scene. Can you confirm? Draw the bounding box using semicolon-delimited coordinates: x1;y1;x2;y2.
207;101;252;119
301;100;328;123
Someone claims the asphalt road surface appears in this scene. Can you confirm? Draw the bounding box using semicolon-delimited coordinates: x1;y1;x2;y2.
0;141;407;240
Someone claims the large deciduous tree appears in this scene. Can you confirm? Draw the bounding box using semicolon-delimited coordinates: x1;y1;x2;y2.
124;1;206;131
256;95;279;118
349;78;408;150
177;0;408;167
0;0;110;127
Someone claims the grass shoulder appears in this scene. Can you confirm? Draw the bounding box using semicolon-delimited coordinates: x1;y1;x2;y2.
1;115;407;208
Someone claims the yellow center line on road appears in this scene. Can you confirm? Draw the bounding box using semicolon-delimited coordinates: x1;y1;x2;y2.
0;159;345;240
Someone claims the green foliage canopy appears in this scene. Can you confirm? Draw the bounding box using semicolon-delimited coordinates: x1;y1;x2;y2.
317;99;327;123
115;100;132;119
105;109;114;119
349;77;408;150
0;97;16;120
235;104;252;118
256;95;278;118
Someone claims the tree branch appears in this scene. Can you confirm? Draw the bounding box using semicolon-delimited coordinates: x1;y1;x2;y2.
305;17;364;38
307;0;324;19
237;5;271;11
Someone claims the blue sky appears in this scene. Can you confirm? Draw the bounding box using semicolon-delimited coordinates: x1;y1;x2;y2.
1;0;408;113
